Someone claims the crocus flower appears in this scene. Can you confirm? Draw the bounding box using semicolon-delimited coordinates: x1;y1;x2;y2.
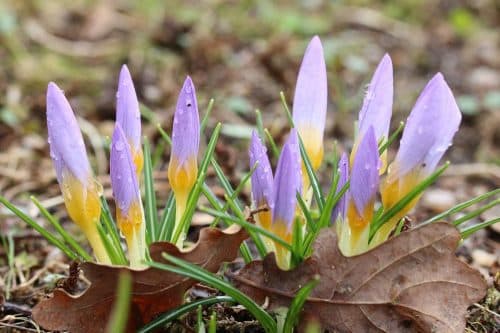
116;65;143;175
292;36;327;175
248;129;302;269
331;152;349;224
110;125;146;268
338;127;380;256
373;73;461;245
249;131;274;231
353;54;393;172
271;129;302;269
46;82;110;263
168;76;200;247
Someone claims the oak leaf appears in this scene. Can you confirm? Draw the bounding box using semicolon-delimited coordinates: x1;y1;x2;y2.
33;225;247;333
231;222;486;332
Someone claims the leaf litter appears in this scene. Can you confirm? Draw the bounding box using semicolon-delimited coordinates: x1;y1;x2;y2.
32;225;247;333
231;222;487;332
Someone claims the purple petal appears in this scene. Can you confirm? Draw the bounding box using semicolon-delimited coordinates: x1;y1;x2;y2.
272;129;302;229
390;73;462;180
331;152;349;223
358;54;393;142
350;127;380;216
292;36;328;142
110;124;140;215
116;65;141;150
46;82;91;184
171;76;200;165
249;131;274;209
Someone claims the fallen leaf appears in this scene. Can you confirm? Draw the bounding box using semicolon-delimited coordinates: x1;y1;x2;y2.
33;225;247;333
231;222;487;332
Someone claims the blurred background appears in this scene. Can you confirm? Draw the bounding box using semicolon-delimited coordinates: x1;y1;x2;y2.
0;0;498;284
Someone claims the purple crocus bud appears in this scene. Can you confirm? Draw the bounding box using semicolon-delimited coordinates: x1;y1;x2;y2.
249;131;274;229
46;82;109;263
272;130;302;236
168;76;200;247
292;36;327;171
348;127;380;229
47;82;92;185
116;65;143;174
387;73;461;186
358;54;393;144
110;124;145;267
331;152;349;224
373;73;462;246
271;129;302;269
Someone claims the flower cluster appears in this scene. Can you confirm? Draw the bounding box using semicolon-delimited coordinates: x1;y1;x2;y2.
249;36;461;265
46;66;200;268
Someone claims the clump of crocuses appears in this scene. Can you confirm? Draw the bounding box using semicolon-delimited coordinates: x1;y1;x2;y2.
46;66;200;268
249;35;462;267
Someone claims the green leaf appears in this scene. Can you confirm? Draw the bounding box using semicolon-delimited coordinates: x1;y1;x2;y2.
283;275;320;333
149;254;277;333
143;138;159;243
460;218;500;238
137;296;233;333
30;196;92;261
105;271;132;333
420;188;500;226
0;195;77;260
99;197;128;264
370;162;450;239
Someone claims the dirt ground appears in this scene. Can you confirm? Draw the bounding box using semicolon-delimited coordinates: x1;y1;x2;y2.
0;1;498;332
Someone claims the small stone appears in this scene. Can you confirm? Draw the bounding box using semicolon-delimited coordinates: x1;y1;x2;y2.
422;189;456;212
471;249;497;267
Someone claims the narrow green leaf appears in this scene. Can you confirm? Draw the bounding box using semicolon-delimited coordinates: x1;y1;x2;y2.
143;138;158;243
0;195;77;260
138;296;233;333
157;193;175;241
30;196;92;261
156;123;172;146
208;311;217;333
200;207;293;252
196;306;206;333
370;162;450;239
378;121;404;154
255;109;266;144
460;218;500;238
200;98;215;134
99;197;128;263
283;275;320;333
149;254;277;333
421;188;500;226
452;199;500;226
105;271;132;333
264;128;280;159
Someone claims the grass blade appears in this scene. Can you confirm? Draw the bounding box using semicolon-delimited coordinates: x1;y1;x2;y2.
143;138;159;243
30;196;92;261
460;218;500;238
105;271;132;333
0;195;77;260
283;275;320;333
149;253;277;333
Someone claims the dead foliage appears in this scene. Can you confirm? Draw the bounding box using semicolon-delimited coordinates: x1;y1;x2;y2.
32;225;247;333
231;222;487;332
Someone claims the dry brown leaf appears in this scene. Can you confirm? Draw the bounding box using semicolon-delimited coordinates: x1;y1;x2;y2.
231;222;487;333
33;225;247;333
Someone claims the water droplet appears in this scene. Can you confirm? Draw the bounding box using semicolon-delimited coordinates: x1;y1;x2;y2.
115;140;125;151
116;92;120;99
417;126;423;135
127;176;132;184
364;163;371;170
186;99;192;107
184;84;192;93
